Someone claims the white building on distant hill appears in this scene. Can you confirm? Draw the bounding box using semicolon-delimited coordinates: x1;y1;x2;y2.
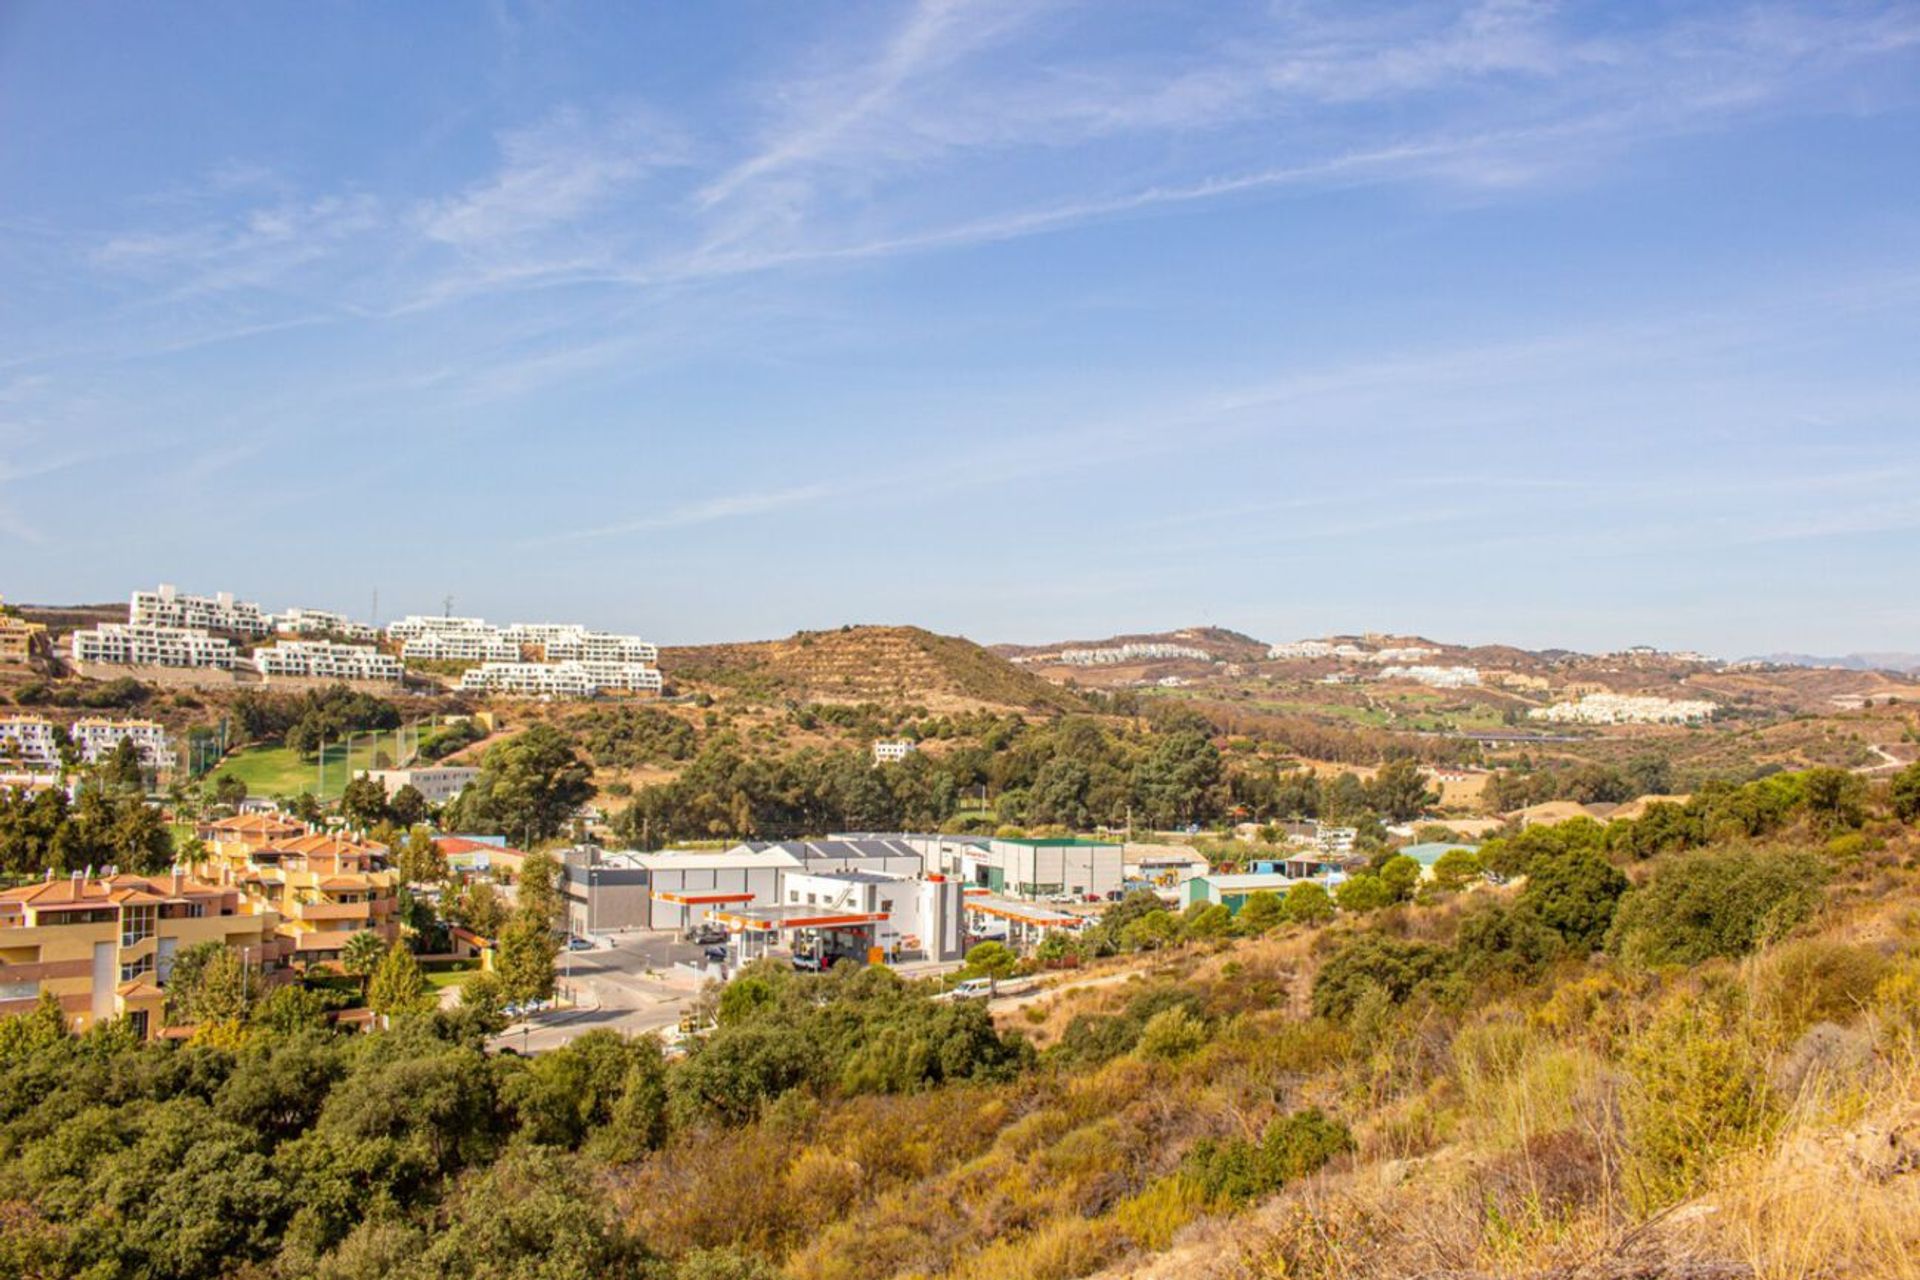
254;641;403;682
872;740;916;764
271;608;378;642
1379;664;1480;688
129;583;270;635
0;715;59;770
71;623;237;669
1529;693;1716;725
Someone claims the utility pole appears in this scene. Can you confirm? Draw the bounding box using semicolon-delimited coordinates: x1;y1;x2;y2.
443;594;453;620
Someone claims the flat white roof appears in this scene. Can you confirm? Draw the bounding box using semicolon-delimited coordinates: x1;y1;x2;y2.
1202;873;1303;891
626;849;804;872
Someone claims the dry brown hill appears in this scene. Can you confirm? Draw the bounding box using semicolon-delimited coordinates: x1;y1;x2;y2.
662;625;1086;713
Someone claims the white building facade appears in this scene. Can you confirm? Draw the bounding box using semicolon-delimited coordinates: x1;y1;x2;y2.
71;624;237;669
129;584;269;635
254;641;403;682
70;718;176;770
0;716;59;770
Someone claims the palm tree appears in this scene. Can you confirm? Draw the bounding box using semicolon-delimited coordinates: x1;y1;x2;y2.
340;930;386;990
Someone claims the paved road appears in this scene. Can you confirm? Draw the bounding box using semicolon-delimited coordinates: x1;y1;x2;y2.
491;932;714;1054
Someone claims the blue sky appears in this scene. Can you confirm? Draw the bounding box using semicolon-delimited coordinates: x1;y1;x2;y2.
2;1;1918;655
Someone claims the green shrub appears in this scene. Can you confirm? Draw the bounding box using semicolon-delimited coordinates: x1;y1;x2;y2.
1518;847;1629;953
1608;848;1827;967
1624;999;1778;1210
1183;1108;1352;1205
1311;933;1454;1020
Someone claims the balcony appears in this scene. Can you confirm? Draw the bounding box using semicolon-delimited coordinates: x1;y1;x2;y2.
290;900;371;923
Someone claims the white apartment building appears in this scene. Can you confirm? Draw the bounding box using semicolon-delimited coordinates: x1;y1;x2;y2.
129;584;269;635
70;718;176;770
539;629;659;664
458;659;659;698
402;632;522;663
271;608;378;642
363;766;479;805
386;615;494;643
1055;642;1211;666
1268;640;1337;659
1365;646;1442;664
458;661;597;698
1379;664;1481;688
575;661;662;692
872;740;916;765
0;716;59;770
254;641;403;683
1529;693;1717;725
71;623;237;670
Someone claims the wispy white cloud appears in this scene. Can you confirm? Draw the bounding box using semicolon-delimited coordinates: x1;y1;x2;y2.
419;104;683;249
527;483;838;545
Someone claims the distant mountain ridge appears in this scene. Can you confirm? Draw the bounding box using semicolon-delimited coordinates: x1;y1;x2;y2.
1743;652;1920;674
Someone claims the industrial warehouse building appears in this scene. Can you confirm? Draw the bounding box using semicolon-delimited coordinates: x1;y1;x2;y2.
557;842;970;961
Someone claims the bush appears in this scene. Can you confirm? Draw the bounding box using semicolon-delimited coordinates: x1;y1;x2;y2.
1518;847;1629;953
1183;1108;1352;1205
1624;998;1778;1211
1282;881;1334;925
1136;1007;1210;1061
1311;933;1454;1021
1608;847;1827;967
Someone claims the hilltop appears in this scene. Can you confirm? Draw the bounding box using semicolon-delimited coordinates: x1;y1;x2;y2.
661;625;1086;713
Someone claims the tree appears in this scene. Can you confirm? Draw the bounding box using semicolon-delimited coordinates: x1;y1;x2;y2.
1235;890;1285;934
1608;848;1826;967
451;881;506;938
1186;902;1234;939
1519;847;1630;953
340;930;387;985
367;941;431;1020
451;725;595;844
1378;854;1422;903
1281;880;1335;925
394;825;447;888
1311;932;1454;1020
516;850;564;930
496;914;558;1005
340;776;391;829
960;941;1017;982
101;738;146;791
164;941;252;1026
1800;766;1866;832
1334;873;1394;913
388;784;430;829
1428;848;1483;893
1894;762;1920;824
1366;757;1437;823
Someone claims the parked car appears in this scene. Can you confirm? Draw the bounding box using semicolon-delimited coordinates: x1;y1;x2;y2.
950;977;994;999
703;945;729;963
565;936;595;951
790;952;839;972
1105;889;1126;901
684;924;728;945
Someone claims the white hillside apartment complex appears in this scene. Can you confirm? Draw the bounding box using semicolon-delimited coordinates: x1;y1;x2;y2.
270;607;378;642
458;660;661;698
71;623;237;670
0;716;176;773
129;583;270;635
401;631;522;663
0;716;60;771
1055;642;1211;666
873;740;916;764
254;641;403;683
70;718;176;769
1530;693;1718;725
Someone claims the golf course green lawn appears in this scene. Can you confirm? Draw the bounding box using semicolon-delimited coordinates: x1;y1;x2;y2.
209;732;406;800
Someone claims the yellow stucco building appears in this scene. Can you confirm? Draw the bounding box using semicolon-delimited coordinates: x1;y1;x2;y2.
0;870;288;1039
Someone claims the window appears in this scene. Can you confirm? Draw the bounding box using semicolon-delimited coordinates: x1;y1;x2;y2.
119;955;154;982
120;904;156;947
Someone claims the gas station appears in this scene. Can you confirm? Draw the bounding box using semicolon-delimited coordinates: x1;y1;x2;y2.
961;892;1087;949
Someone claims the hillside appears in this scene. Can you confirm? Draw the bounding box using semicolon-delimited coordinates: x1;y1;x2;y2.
662;625;1086;713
